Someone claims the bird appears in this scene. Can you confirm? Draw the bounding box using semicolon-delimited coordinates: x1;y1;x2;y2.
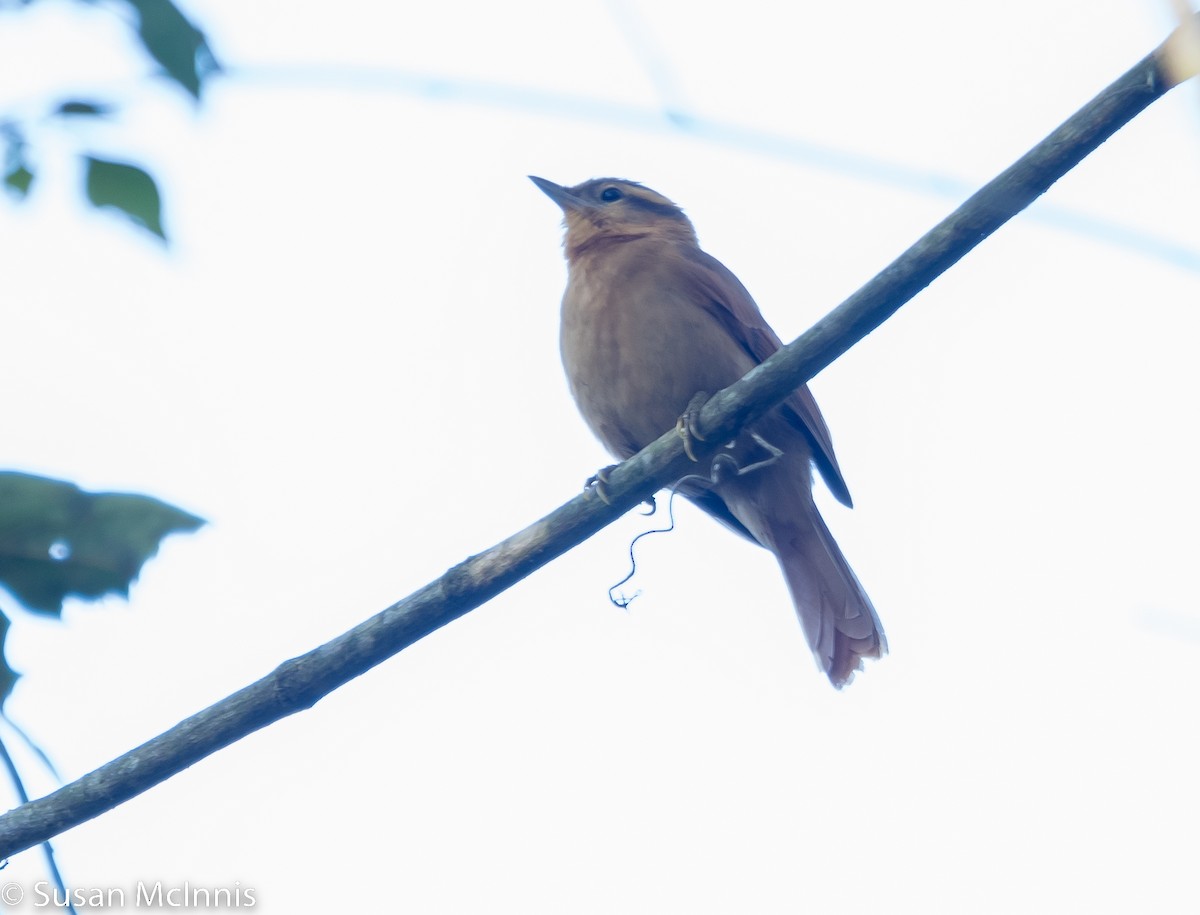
531;175;886;687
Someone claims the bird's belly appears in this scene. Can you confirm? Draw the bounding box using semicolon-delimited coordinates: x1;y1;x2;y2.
561;283;754;459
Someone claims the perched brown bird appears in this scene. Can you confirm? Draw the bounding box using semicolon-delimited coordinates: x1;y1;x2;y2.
532;176;885;687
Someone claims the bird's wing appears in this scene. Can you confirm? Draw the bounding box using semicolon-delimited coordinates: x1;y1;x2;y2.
677;245;854;507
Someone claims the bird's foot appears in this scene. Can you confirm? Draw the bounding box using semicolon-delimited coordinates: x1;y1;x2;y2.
585;464;619;505
675;391;710;462
709;450;741;485
709;433;783;485
740;433;784;475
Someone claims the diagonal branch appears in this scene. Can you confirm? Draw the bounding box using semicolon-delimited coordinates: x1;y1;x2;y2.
0;18;1193;860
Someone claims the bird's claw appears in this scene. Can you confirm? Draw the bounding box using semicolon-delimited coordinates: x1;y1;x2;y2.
707;434;784;485
585;464;619;505
675;391;710;462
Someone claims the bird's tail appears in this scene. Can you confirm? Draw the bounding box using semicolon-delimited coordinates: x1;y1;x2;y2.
772;508;886;688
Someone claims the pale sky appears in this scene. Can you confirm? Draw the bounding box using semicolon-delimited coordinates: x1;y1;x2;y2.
2;1;1198;913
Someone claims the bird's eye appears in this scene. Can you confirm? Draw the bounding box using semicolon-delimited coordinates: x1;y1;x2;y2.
599;187;623;202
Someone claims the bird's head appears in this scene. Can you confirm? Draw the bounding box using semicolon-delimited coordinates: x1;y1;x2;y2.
530;176;698;258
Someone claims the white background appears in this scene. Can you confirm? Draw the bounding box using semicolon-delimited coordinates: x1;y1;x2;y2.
1;1;1198;912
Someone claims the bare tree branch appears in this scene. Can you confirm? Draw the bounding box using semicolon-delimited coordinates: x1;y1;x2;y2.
0;18;1192;861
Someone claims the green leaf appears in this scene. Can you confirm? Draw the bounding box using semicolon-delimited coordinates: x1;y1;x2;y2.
4;163;33;198
54;99;115;118
84;155;166;240
0;614;15;708
0;471;204;616
2;123;33;199
125;0;220;99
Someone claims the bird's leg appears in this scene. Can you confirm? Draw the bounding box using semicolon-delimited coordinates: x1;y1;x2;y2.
709;433;783;485
675;391;710;462
738;432;783;475
585;464;619;505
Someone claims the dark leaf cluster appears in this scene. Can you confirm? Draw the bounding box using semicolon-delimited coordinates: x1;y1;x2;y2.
2;0;221;239
0;472;204;704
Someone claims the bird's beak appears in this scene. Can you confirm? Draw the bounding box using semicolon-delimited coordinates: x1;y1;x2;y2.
529;175;590;213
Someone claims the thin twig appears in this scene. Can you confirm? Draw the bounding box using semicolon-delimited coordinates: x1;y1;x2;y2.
0;18;1191;860
0;729;75;913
